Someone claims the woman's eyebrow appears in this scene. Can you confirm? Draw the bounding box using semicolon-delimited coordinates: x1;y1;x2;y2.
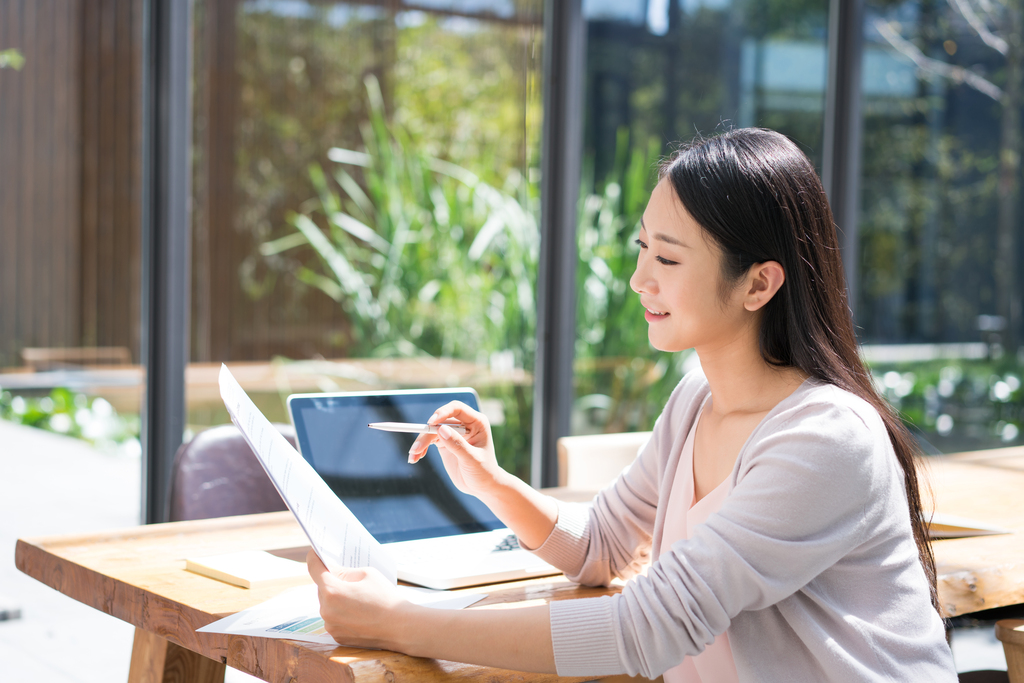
639;218;688;247
653;233;688;247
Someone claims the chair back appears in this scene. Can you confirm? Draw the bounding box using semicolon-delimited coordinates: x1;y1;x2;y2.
556;431;652;490
168;423;294;522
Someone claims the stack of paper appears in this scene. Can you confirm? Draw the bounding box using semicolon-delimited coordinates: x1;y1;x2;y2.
197;583;485;645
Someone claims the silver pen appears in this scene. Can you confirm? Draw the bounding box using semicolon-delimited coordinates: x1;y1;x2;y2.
367;421;468;435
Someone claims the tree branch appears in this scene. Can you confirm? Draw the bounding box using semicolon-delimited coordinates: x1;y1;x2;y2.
972;0;1002;27
947;0;1008;55
874;18;1005;102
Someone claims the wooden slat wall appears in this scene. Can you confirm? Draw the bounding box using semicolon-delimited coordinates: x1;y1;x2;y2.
193;0;241;363
0;2;21;368
3;0;351;372
0;0;141;370
80;0;142;357
0;0;83;369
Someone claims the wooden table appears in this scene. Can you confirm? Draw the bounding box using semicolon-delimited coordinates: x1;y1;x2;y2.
925;446;1024;617
15;511;609;683
15;451;1024;682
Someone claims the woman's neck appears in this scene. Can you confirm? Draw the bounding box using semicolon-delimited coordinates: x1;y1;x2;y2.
696;342;808;417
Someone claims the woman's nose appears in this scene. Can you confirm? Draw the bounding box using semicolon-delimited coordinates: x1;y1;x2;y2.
630;261;654;295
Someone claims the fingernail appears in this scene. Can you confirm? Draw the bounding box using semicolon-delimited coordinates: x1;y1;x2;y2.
438;424;453;440
408;453;416;464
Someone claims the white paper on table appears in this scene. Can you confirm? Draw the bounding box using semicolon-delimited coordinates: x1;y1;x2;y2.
218;364;397;583
926;511;1013;539
197;583;486;645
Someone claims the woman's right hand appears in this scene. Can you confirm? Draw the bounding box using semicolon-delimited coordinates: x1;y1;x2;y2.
407;401;506;499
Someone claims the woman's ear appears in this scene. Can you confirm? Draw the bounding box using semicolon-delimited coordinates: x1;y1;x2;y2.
743;261;785;312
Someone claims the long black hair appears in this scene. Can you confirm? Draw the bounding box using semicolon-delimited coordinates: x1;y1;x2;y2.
661;127;937;610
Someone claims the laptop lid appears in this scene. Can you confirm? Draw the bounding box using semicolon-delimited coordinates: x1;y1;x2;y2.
287;388;506;545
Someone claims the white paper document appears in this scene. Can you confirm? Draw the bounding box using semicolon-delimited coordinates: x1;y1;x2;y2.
218;364;397;582
927;511;1013;539
197;583;485;645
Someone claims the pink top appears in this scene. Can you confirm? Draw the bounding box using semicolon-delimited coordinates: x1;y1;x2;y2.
658;407;739;683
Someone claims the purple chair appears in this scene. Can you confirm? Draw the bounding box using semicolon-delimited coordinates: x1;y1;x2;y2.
167;423;294;522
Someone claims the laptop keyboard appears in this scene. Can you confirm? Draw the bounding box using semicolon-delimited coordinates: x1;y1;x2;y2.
493;534;520;552
392;533;521;567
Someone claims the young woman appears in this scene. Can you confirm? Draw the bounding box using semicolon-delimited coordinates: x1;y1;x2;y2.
307;128;958;682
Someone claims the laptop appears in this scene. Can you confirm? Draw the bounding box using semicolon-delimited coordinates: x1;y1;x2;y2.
286;387;560;590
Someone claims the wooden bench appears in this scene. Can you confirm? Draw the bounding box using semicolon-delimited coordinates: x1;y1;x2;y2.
21;346;132;371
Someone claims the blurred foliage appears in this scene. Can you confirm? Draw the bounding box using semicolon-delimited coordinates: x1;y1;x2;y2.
573;129;690;434
263;75;539;477
0;387;141;455
0;48;25;70
857;0;1020;344
864;356;1024;452
391;11;543;182
225;4;541;308
264;76;538;361
859;125;1000;341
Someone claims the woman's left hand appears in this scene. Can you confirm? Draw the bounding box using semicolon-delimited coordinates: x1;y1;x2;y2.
306;549;412;650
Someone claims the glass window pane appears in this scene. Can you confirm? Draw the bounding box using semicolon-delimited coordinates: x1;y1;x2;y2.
858;0;1023;452
574;0;830;436
191;0;543;479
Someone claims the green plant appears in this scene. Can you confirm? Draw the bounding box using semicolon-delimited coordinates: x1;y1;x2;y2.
863;356;1024;453
261;75;539;477
573;129;689;434
0;387;141;454
0;48;25;70
263;75;538;360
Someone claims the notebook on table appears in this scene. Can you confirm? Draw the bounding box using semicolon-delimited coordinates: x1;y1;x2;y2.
287;387;559;590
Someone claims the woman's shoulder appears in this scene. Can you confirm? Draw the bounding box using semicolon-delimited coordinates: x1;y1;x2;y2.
748;378;895;473
663;368;882;431
780;379;886;433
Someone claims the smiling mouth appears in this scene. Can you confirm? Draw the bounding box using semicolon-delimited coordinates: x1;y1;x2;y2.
646;308;669;317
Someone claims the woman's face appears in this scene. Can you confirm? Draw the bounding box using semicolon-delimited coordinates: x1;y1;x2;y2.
629;179;750;354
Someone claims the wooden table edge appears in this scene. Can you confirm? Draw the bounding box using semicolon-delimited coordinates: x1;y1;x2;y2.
14;535;598;683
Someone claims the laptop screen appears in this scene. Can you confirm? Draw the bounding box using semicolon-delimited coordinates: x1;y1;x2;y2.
288;390;505;544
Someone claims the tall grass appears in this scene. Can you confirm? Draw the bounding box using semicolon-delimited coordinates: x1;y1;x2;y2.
261;75;539;476
573;130;689;434
263;75;538;362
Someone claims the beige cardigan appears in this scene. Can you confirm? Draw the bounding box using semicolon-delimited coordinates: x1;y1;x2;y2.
529;371;956;682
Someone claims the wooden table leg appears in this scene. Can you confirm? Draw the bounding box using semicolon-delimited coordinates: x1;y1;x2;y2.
128;627;226;683
997;620;1024;683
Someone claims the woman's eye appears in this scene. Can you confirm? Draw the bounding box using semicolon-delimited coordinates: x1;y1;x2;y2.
636;238;675;264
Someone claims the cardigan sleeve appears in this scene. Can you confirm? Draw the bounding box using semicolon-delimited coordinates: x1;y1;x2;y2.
547;388;904;679
527;372;706;585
